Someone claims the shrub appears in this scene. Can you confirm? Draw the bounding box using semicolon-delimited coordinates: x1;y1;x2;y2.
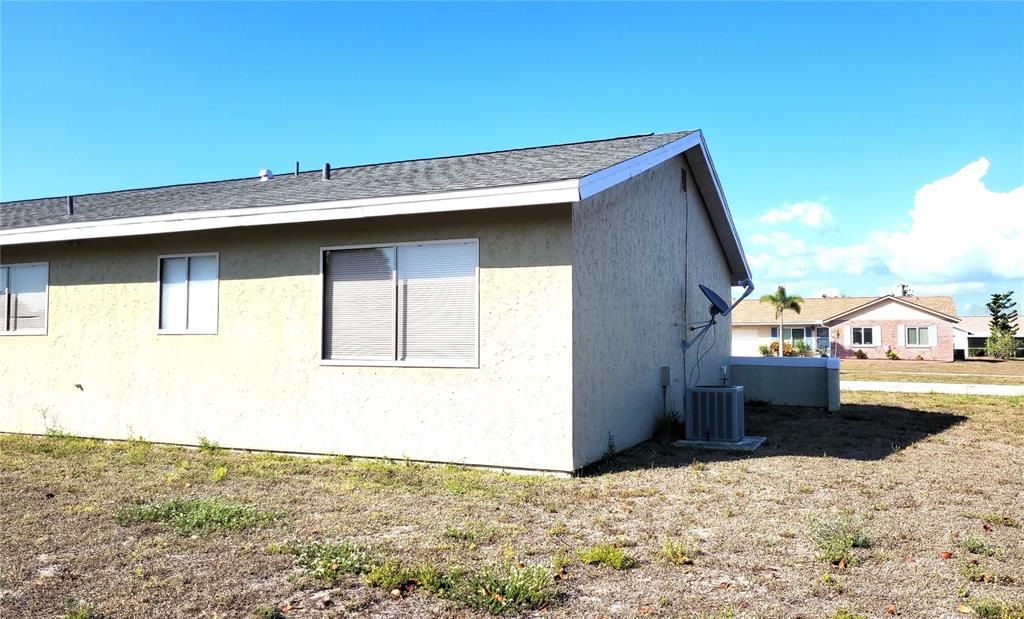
793;340;809;356
115;499;276;535
451;563;556;615
769;341;796;356
653;410;683;443
758;344;772;357
578;543;635;570
988;329;1019;360
885;347;899;360
806;511;871;565
854;349;868;359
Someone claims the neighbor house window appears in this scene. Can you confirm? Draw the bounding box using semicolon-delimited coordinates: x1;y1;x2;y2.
158;254;218;333
321;239;478;366
852;327;874;346
771;327;806;343
906;326;931;346
0;262;48;335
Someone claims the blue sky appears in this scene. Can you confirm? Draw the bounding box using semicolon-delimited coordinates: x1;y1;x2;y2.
2;2;1022;316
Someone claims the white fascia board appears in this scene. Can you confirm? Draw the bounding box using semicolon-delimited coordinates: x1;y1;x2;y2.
694;132;752;283
577;131;702;199
823;295;961;325
0;179;581;246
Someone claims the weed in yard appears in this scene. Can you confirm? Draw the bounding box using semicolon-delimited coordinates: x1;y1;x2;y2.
661;537;700;566
442;522;496;546
197;436;221;455
832;611;866;619
653;410;683;443
62;601;104;619
982;513;1020;528
285;540;376;584
820;572;844;593
959;560;1000;583
547;520;569;536
1;432;103;458
451;563;556;615
604;433;616;459
578;543;635;569
966;596;1024;619
960;534;1000;557
806;511;871;565
114;499;276;535
210;465;229;483
252;607;285;619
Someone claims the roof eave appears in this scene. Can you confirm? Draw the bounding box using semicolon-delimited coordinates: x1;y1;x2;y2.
822;295;961;325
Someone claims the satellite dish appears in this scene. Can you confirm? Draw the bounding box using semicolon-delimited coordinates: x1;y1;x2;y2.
700;284;731;316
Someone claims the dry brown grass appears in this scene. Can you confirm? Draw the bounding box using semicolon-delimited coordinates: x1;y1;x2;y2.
842;359;1024;385
1;392;1022;618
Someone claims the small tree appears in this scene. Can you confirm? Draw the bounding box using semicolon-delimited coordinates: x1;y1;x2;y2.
759;285;804;357
987;330;1017;360
987;291;1019;336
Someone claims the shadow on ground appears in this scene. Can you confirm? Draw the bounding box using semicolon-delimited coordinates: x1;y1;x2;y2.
585;402;968;476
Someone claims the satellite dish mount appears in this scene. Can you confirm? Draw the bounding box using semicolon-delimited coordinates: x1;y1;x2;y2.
682;279;754;352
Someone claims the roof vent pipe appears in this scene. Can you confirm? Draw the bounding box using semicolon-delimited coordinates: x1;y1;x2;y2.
294;161;300;176
322;163;331;181
66;195;74;215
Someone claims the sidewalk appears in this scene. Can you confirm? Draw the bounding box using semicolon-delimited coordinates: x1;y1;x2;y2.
841;381;1024;396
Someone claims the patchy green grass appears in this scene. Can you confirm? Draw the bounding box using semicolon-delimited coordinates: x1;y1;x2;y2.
832;611;867;619
442;521;497;546
252;607;285;619
578;543;636;570
806;511;871;565
61;601;104;619
982;513;1021;528
451;563;556;615
114;499;276;535
961;534;1001;557
283;540;376;584
661;537;701;566
966;595;1024;619
3;391;1022;617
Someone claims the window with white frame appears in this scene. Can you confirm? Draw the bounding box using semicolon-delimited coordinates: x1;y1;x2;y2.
322;239;478;366
906;326;931;346
158;254;219;333
0;262;48;334
852;326;874;346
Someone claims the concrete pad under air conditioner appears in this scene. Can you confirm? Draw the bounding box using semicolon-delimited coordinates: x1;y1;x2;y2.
672;435;766;452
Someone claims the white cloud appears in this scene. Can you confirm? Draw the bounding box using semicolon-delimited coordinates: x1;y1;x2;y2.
744;158;1024;301
874;158;1024;282
759;201;834;229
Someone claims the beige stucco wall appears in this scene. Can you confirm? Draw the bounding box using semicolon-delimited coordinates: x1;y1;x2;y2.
0;206;575;472
731;325;773;356
571;154;733;468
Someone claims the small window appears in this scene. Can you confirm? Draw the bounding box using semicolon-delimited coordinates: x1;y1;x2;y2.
907;326;930;346
158;254;218;333
322;239;479;366
0;262;48;335
853;327;873;346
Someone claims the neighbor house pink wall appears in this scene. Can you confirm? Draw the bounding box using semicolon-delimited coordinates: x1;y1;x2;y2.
832;319;954;361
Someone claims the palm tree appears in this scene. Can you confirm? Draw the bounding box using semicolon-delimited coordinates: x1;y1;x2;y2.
759;285;804;357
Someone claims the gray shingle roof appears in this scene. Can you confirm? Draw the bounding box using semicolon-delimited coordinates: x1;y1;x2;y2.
1;131;693;230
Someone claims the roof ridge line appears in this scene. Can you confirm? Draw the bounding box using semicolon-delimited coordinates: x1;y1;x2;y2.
1;131;691;205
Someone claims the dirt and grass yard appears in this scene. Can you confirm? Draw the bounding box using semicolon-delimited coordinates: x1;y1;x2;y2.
2;392;1023;619
841;359;1024;386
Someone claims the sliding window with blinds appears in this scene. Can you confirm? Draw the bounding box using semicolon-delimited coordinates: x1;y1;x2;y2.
0;263;49;335
322;240;479;366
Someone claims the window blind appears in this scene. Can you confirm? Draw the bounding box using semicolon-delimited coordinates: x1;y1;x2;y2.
159;255;218;332
323;246;397;360
160;257;188;330
2;264;48;332
397;242;477;363
322;240;478;365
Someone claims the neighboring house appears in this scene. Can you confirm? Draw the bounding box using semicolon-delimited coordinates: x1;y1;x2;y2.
731;295;960;361
955;315;1024;358
0;130;750;475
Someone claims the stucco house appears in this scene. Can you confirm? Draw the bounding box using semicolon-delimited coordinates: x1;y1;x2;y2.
955;315;1024;358
0;130;750;474
731;295;960;361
